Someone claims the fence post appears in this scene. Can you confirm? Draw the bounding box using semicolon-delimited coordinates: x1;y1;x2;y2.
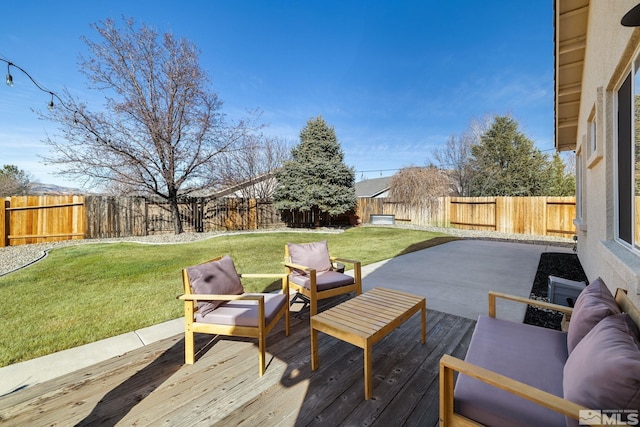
495;197;504;232
443;196;450;227
0;197;8;247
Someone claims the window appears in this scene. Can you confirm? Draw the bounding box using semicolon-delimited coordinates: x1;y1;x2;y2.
616;59;640;248
588;109;596;156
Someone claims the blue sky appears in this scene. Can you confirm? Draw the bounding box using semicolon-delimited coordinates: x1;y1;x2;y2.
0;1;554;188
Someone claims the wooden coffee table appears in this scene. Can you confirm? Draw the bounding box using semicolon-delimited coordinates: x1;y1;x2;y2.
310;287;426;400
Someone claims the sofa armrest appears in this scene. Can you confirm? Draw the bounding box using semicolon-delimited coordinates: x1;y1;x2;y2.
439;354;596;427
488;291;574;318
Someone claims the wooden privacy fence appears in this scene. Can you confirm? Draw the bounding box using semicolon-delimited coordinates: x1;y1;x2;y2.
0;195;85;247
1;195;576;247
1;196;285;247
83;196;286;237
356;196;577;238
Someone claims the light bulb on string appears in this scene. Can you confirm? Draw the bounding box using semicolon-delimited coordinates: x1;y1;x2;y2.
6;63;13;87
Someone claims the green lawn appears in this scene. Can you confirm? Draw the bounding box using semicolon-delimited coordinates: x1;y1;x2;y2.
0;227;457;367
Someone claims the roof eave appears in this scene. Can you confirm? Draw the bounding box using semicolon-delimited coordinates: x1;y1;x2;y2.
554;0;589;152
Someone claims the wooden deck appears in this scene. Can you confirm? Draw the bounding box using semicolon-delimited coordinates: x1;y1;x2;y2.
0;295;475;426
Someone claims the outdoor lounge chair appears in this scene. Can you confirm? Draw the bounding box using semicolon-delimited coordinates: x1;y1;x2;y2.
283;240;362;317
179;255;290;376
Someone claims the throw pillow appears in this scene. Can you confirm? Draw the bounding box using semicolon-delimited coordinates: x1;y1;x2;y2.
567;277;621;353
563;313;640;427
287;240;332;275
185;255;244;315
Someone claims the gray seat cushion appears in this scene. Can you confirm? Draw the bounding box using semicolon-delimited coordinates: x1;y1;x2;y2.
195;293;287;327
289;270;354;292
454;315;568;427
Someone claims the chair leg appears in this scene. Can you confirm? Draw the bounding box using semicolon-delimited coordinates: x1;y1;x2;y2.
259;335;266;376
285;306;290;336
185;329;195;365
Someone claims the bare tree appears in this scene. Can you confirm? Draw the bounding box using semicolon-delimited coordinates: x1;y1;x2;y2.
217;134;292;199
432;134;473;196
43;17;255;233
389;166;452;206
432;116;490;196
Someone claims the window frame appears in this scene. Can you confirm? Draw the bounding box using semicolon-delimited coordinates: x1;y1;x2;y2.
588;109;597;154
575;146;584;224
587;89;604;168
615;60;640;251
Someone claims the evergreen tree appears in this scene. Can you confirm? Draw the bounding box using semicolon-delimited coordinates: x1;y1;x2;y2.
469;116;550;196
546;153;576;196
273;116;356;226
0;165;32;196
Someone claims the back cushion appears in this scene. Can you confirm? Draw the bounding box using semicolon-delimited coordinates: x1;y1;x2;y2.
185;256;244;315
287;241;332;275
567;277;621;353
563;313;640;427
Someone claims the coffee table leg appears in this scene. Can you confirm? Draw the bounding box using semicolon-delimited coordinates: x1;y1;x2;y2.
311;325;319;371
364;341;373;400
421;301;426;344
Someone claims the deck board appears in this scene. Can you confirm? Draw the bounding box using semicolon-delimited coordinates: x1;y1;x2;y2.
0;294;476;426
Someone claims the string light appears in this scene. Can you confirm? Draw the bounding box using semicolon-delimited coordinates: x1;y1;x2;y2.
1;56;66;111
5;62;13;87
0;55;95;141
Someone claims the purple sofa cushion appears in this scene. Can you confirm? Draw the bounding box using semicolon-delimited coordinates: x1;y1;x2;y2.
563;313;640;427
289;270;354;291
195;293;287;327
567;277;621;353
454;315;568;427
287;241;332;275
185;256;244;315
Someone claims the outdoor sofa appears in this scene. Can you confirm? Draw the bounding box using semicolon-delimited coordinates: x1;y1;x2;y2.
440;278;640;427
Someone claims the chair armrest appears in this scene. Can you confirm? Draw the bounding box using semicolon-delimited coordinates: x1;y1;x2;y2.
439;354;592;425
488;291;574;318
240;273;288;279
282;262;315;274
330;256;360;266
178;294;265;302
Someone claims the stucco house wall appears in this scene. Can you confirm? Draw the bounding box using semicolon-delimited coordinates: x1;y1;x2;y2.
559;0;640;305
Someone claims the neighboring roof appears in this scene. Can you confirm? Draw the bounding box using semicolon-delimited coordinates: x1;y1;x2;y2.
355;176;392;198
190;172;276;198
554;0;589;152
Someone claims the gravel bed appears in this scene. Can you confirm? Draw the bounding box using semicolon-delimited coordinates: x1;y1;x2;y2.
0;225;573;277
